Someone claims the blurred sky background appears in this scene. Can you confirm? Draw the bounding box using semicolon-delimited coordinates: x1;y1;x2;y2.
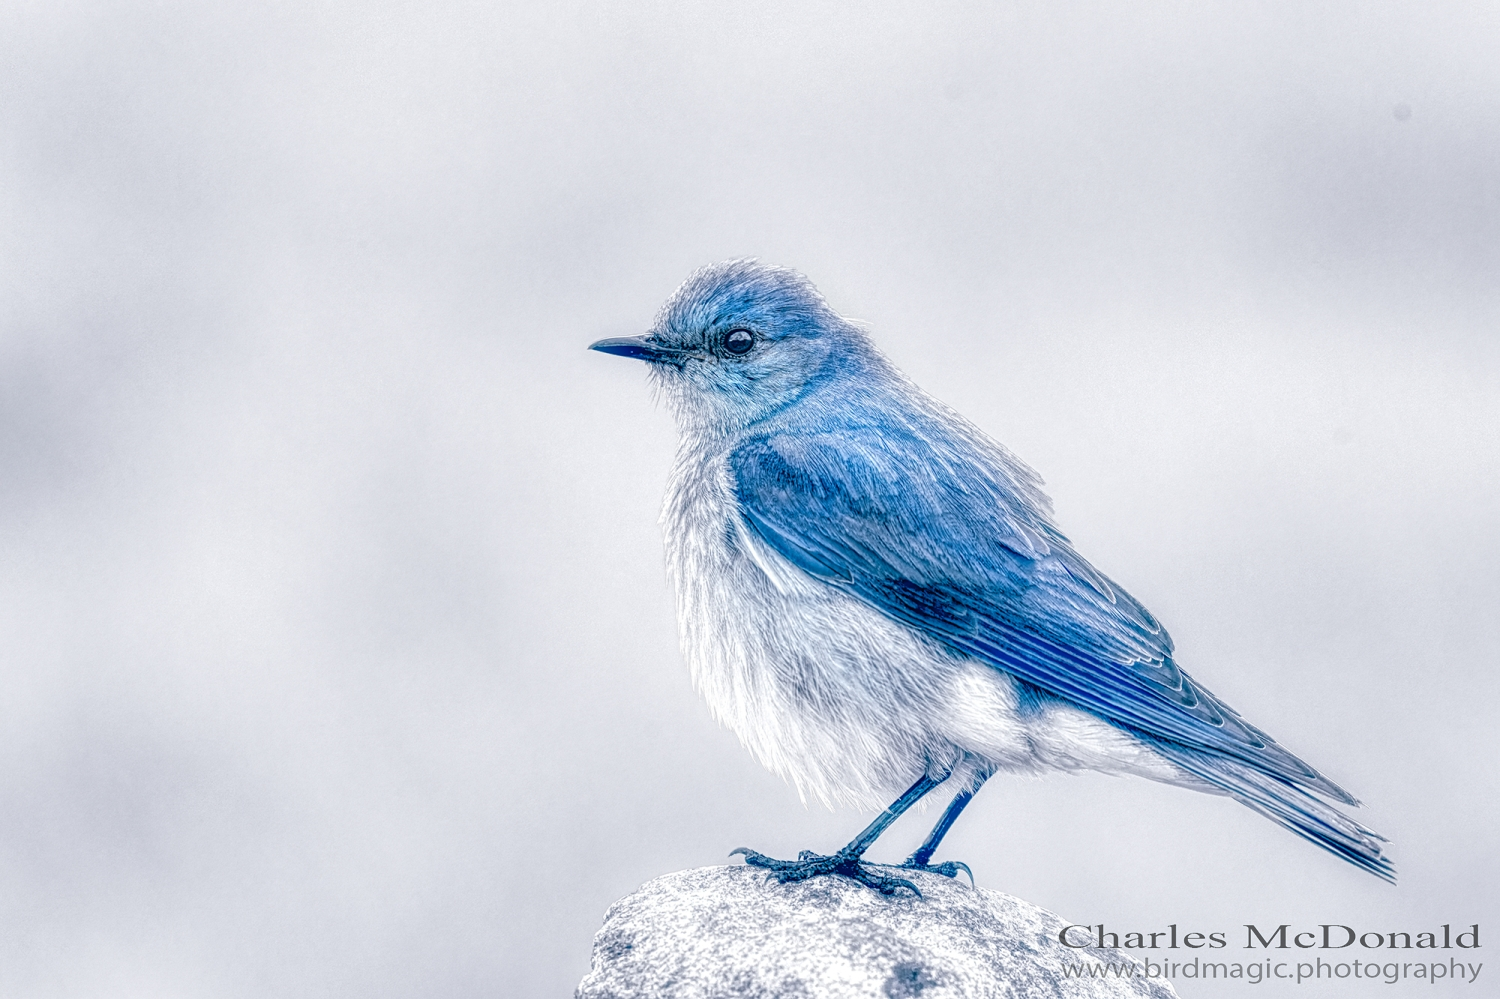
1;2;1497;996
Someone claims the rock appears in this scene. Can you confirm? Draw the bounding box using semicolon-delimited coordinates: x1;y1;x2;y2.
577;865;1176;998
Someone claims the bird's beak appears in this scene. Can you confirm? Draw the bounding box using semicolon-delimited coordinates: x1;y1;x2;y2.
588;335;683;363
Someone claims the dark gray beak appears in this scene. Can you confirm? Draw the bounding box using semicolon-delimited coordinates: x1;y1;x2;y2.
588;336;683;363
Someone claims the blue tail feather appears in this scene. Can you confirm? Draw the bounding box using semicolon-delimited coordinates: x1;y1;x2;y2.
1151;741;1395;883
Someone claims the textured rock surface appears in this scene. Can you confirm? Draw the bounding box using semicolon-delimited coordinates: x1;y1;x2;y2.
577;866;1176;998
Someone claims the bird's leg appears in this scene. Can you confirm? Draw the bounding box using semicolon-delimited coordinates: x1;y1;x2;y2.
899;770;991;885
732;771;947;897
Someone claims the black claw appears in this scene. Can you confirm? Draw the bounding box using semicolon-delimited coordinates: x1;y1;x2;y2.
940;861;976;887
874;873;922;897
899;858;976;887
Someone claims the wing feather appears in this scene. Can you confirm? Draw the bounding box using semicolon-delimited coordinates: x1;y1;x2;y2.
731;426;1355;804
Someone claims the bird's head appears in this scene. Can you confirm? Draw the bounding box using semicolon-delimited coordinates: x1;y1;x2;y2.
591;260;872;434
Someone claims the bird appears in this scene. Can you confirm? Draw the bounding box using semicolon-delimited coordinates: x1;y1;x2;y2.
589;259;1393;895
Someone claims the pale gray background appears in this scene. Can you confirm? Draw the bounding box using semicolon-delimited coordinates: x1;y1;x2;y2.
1;2;1496;997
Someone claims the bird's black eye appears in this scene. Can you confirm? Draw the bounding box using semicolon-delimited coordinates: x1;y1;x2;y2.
723;328;755;355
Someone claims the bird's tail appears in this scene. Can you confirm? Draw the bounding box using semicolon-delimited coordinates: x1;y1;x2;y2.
1151;742;1395;883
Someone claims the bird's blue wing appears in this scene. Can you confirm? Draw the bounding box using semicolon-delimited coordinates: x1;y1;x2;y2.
730;427;1353;803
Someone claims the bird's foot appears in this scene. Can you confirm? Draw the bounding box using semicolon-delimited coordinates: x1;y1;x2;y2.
898;857;975;887
731;847;922;897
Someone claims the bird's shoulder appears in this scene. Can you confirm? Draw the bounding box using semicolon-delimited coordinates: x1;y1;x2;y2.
731;399;1060;555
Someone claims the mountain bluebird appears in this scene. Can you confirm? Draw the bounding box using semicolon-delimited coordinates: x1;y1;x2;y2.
591;260;1393;894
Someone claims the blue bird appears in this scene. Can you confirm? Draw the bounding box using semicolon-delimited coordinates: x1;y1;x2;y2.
590;260;1393;895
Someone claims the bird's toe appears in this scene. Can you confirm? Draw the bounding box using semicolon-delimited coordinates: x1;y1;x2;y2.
899;858;975;886
731;847;924;896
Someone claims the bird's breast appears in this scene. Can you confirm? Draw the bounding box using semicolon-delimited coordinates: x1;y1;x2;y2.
658;441;1035;806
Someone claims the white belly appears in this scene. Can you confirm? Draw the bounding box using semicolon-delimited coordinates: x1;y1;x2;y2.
660;443;1190;808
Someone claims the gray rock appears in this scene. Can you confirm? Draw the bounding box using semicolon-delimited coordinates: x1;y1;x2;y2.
576;865;1176;998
